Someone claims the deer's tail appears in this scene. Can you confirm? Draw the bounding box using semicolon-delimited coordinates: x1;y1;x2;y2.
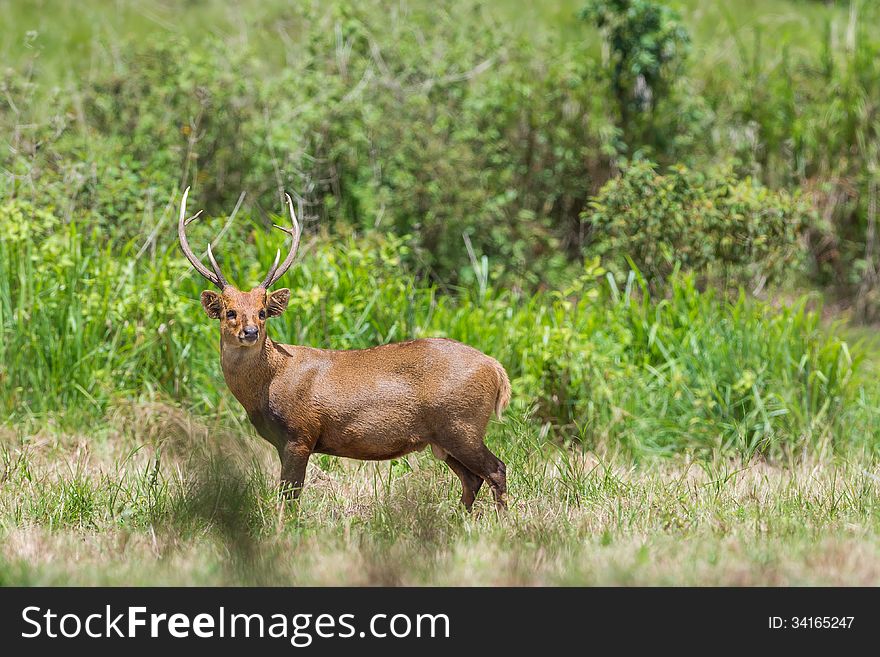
492;359;511;419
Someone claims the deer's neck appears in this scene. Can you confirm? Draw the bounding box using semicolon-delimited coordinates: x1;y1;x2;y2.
219;337;284;413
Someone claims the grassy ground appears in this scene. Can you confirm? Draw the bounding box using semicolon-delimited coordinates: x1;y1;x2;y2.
2;403;878;586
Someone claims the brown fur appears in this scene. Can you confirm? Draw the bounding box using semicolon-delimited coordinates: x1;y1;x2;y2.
199;285;510;510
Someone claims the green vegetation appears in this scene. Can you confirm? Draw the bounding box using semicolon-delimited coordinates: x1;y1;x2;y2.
1;0;879;585
1;208;871;457
586;161;812;287
580;0;692;151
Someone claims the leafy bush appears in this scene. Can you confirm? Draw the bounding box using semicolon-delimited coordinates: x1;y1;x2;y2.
584;160;812;288
251;4;618;286
82;37;258;212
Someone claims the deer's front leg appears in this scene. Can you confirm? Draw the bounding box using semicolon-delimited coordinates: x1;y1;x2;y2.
279;441;311;500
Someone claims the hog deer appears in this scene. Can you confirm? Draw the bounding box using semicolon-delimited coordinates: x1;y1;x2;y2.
178;188;510;510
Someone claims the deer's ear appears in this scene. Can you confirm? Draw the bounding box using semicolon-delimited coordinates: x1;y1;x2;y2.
267;288;290;317
201;290;223;319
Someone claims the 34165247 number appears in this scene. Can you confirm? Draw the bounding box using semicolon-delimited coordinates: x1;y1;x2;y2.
768;616;854;630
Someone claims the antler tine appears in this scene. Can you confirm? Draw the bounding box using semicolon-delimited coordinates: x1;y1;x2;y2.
184;209;204;226
178;186;228;289
260;193;302;289
206;243;229;289
261;249;282;289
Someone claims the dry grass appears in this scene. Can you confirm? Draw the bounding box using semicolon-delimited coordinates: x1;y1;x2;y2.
1;403;879;586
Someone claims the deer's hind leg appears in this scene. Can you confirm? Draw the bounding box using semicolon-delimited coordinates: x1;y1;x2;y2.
434;432;508;512
457;444;506;511
433;445;484;510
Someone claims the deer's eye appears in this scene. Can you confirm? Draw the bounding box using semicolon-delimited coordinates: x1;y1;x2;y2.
259;309;266;320
226;310;237;320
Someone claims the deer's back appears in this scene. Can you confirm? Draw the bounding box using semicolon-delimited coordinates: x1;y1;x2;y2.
268;338;503;459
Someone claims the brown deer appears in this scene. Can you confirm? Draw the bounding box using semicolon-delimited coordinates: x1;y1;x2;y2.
178;188;510;510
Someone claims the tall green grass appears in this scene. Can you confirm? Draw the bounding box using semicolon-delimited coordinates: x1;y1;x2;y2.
1;198;875;458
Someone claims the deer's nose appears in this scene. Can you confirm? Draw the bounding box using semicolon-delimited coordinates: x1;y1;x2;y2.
243;326;259;337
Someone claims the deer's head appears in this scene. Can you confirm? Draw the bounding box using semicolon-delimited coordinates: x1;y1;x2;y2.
178;187;300;350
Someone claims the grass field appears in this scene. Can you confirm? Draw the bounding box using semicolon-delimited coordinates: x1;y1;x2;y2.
2;0;880;587
2;402;879;586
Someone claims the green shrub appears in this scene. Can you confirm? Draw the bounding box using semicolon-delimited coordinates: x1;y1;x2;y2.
579;0;705;159
584;160;812;288
580;0;690;110
243;2;620;285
